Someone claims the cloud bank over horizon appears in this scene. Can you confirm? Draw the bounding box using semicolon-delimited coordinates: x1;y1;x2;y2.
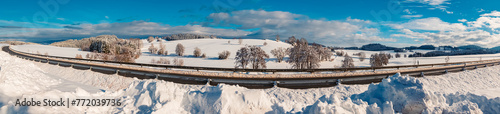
2;0;500;48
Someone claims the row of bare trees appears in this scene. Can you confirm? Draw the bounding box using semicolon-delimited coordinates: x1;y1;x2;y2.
148;42;188;57
150;58;184;66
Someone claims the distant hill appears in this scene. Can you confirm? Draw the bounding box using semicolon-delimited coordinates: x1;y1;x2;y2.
343;43;489;52
457;45;484;50
417;45;436;50
360;43;396;51
491;46;500;50
162;33;218;41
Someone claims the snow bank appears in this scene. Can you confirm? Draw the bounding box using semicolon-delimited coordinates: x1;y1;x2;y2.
0;49;60;97
303;73;500;113
1;48;500;113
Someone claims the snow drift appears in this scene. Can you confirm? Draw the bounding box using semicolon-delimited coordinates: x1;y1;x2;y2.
1;47;500;113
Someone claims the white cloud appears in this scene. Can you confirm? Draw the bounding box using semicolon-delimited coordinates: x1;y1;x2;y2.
56;18;66;21
478;9;485;13
480;11;500;17
0;21;251;39
403;9;416;14
388;17;466;31
389;12;500;48
0;10;396;47
392;29;500;47
105;16;109;19
204;10;395;46
469;11;500;31
458;19;467;22
401;15;423;19
404;0;449;6
404;0;452;14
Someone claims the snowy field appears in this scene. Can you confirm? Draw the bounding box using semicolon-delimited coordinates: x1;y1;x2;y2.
10;39;499;69
1;43;500;113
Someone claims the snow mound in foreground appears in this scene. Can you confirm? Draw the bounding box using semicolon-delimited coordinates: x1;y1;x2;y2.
305;73;499;113
112;73;499;113
1;48;500;113
117;80;275;113
0;51;60;97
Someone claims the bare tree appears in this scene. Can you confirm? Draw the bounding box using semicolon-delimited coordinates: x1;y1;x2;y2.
147;36;155;43
152;58;170;64
201;53;206;58
359;52;366;62
148;44;157;54
445;56;450;63
315;45;333;61
173;58;184;66
335;51;345;57
218;50;231;59
235;47;250;68
75;54;83;59
395;53;401;58
176;43;185;56
285;36;297;46
238;38;243;45
370;53;390;67
288;38;320;69
275;34;280;42
151;58;156;63
160;58;170;64
158;41;166;55
193;47;202;57
249;46;270;69
271;47;286;62
163;50;168;56
341;55;355;68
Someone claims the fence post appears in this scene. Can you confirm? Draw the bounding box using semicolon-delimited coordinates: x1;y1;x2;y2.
273;81;279;87
462;63;466;71
207;78;212;85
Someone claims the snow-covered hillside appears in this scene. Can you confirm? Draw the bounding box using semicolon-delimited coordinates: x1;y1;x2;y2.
1;44;500;113
11;39;500;69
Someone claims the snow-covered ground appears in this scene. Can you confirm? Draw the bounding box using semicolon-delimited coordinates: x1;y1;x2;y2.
1;44;500;113
10;39;499;69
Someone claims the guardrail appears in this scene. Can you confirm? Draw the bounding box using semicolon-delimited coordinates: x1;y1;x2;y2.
6;46;500;73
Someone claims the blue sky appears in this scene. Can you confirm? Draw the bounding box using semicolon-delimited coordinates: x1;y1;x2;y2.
1;0;500;47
